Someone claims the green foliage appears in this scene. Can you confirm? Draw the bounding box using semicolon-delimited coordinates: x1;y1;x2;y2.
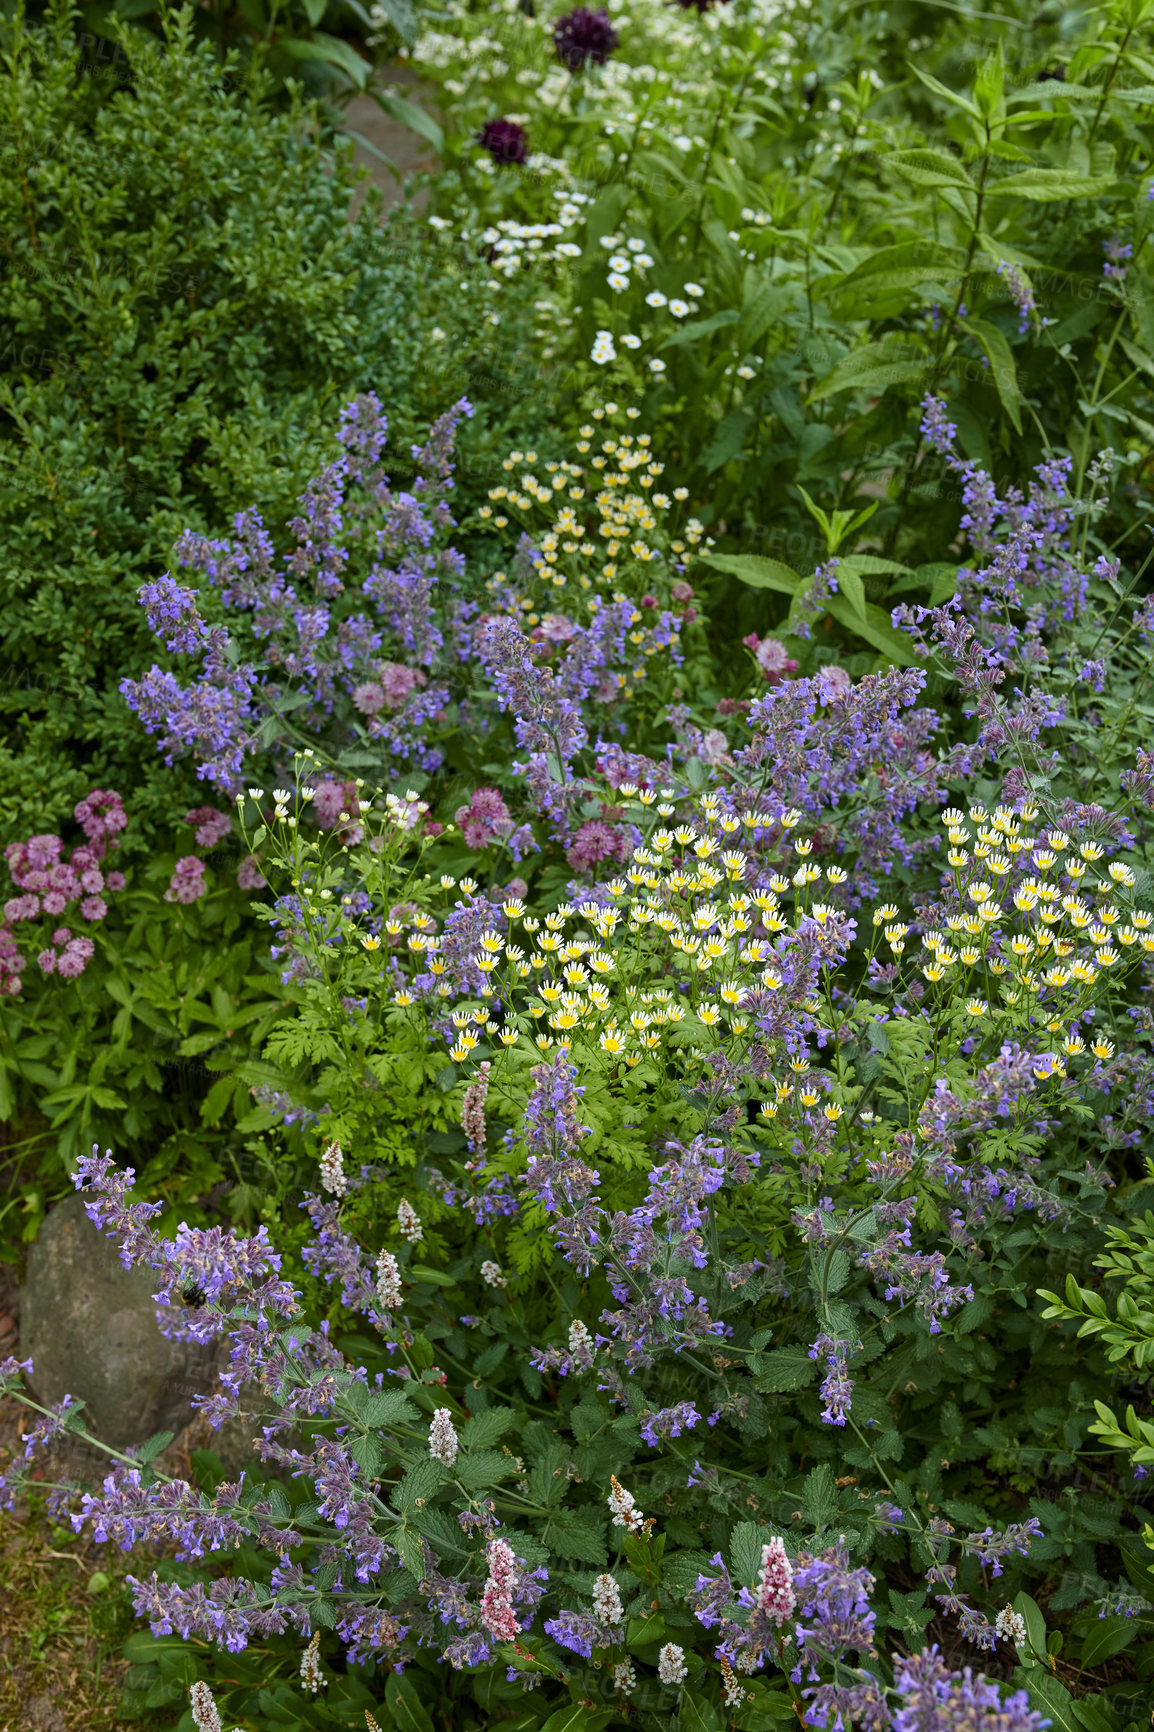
411;0;1154;662
0;0;551;837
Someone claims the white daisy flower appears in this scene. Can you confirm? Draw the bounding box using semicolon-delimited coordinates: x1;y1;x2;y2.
649;358;667;373
621;333;642;349
669;299;691;317
685;282;704;296
645;291;668;308
607;272;631;291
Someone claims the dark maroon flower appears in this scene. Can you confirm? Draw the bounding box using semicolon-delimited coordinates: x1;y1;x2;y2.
552;7;618;71
671;0;730;10
477;118;528;166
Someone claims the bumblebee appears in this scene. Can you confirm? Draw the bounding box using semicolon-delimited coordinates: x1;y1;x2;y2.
179;1280;208;1309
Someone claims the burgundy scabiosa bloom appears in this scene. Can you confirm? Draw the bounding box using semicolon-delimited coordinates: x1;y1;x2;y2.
552;6;618;70
477;118;528;165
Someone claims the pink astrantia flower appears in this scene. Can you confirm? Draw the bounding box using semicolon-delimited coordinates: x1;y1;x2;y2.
185;807;232;848
454;788;512;851
237;855;266;890
165;857;208;905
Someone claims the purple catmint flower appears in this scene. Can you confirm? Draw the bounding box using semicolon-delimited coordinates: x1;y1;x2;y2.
807;1332;859;1425
995;260;1038;335
1103;234;1132;283
477;118;528;165
139;576;210;654
639;1400;701;1446
893;1647;1050;1730
552;6;618;70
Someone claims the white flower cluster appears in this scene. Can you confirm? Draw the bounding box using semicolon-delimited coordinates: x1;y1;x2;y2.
319;1139;346;1198
994;1605;1028;1646
397;1198;423;1243
658;1642;688;1685
480;1258;507;1288
299;1631;323;1694
429;1407;459;1467
479;190;591;277
592;1572;624;1625
607;1473;644;1531
375;1248;402;1310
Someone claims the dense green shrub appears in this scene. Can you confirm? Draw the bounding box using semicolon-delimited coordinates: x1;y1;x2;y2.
0;0;552;837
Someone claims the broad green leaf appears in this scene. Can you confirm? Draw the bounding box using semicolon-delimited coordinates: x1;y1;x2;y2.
749;1348;819;1391
279;32;372;89
823;596;921;665
885;148;975;190
540;1708;613;1732
1078;1614;1137;1668
677;1691;723;1732
809;339;928;402
828;240;965;302
985;168;1115;201
697;552;803;595
386;1671;435;1732
627;1610;668;1651
1015;1670;1080;1732
368;86;443;152
960;316;1022;433
543;1508;608;1564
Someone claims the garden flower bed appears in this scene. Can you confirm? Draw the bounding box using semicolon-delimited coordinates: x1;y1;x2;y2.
1;0;1153;1728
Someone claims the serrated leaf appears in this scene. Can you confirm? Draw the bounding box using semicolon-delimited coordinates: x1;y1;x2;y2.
809;339;928;403
885;148;975;189
543;1508;608;1565
986;168;1115;201
729;1520;766;1587
386;1671;435;1732
750;1349;819;1392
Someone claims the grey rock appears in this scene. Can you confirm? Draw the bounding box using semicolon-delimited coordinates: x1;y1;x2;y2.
20;1191;221;1455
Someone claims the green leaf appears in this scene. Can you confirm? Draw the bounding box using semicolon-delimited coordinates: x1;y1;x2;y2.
829;240;965;302
696;552;802;595
809;339;928;402
985;169;1115;201
729;1520;767;1587
540;1707;613;1732
704;405;755;473
1016;1670;1081;1732
659;309;741;350
279;31;372;88
885;148;975;190
543;1508;608;1565
408;1264;456;1286
386;1671;435;1732
823;595;920;665
677;1691;723;1732
367;87;443;152
627;1610;668;1652
908;63;982;118
136;1430;175;1465
750;1348;819;1392
960;317;1022;434
1078;1615;1137;1668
